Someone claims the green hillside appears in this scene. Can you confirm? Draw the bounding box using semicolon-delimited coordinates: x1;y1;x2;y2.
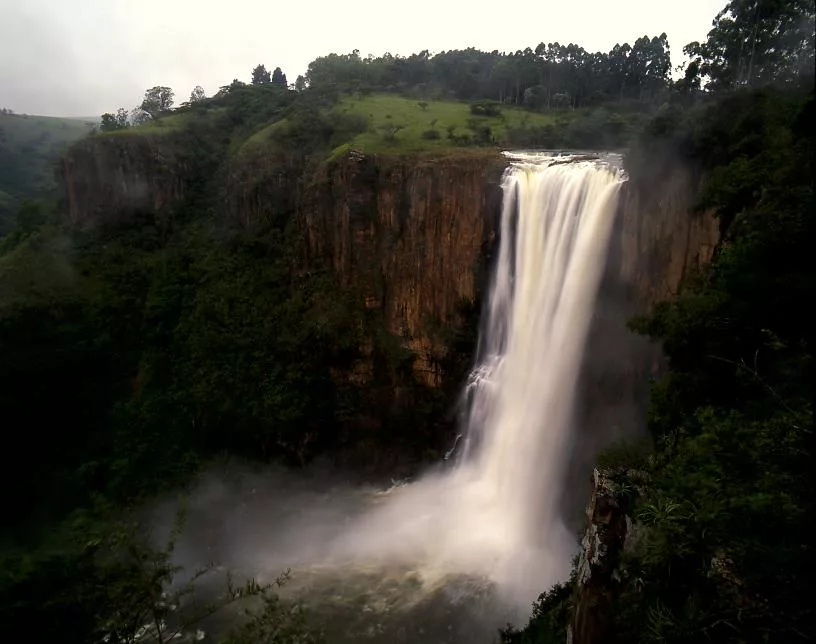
0;113;96;231
334;94;570;153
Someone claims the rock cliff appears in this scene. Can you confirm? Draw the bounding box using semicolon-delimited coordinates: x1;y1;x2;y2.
58;136;719;458
301;151;506;386
567;156;720;522
60;133;188;228
615;160;720;307
571;468;630;644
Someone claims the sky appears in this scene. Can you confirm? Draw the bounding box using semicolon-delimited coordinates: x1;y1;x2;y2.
0;0;721;117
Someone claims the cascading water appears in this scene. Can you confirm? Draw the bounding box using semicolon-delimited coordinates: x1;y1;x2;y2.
323;151;626;606
166;152;627;642
450;151;626;598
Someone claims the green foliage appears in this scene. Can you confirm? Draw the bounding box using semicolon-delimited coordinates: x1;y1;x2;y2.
305;40;672;108
616;88;813;643
189;85;207;103
252;64;272;85
101;108;131;132
0;112;94;231
469;102;502;117
224;592;325;644
272;67;288;88
0;506;309;644
684;0;815;90
140;86;175;118
500;583;572;644
379;121;405;141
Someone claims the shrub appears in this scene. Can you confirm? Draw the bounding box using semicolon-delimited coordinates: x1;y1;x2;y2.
469;102;502;117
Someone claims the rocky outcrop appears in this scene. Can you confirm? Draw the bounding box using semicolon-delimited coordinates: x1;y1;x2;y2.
60;133;188;228
301;151;506;386
571;469;629;644
615;161;720;307
225;138;301;229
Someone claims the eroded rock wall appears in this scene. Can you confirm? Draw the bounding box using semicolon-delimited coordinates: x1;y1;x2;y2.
301;151;506;386
60;134;188;228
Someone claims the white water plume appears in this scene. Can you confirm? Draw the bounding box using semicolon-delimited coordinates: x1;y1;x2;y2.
320;151;626;607
164;152;626;639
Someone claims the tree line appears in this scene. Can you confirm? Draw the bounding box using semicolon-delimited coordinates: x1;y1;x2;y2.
100;62;292;132
304;36;672;109
100;0;814;134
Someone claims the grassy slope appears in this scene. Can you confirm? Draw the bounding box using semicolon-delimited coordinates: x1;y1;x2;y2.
98;93;584;163
336;94;576;153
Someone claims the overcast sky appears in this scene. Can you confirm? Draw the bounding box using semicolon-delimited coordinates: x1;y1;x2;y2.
0;0;720;117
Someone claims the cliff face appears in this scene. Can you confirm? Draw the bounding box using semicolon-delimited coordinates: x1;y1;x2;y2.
301;151;506;386
615;161;720;307
567;159;721;644
567;156;720;526
58;138;719;455
225;140;301;229
571;469;630;644
60;134;188;228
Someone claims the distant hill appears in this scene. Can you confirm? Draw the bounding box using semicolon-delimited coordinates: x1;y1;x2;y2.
0;112;96;232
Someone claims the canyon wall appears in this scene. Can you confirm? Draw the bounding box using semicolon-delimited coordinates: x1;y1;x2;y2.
616;161;720;307
567;155;721;524
301;150;506;386
568;159;721;644
59;136;719;456
60;133;188;228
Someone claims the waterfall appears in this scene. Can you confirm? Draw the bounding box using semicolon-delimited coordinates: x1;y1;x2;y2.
460;152;624;548
159;152;627;643
321;151;625;614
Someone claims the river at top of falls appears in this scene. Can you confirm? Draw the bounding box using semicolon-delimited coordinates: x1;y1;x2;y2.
163;152;626;642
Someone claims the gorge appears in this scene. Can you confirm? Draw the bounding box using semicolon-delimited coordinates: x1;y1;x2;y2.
78;143;717;643
2;3;813;639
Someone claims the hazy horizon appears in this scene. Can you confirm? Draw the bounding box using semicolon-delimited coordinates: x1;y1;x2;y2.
0;0;720;117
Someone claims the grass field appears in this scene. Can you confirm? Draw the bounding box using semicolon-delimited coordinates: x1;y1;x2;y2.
333;94;575;154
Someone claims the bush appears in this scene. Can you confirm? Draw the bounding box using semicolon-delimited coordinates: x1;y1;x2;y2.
469;102;502;117
421;129;440;140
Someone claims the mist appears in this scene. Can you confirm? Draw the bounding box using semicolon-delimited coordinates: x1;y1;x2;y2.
131;154;636;643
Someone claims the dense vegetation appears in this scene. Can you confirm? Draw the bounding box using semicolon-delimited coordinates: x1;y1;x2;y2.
505;2;815;642
0;0;813;641
0;111;95;232
1;70;480;643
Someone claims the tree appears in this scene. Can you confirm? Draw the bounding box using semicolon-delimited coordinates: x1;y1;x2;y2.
100;107;130;132
294;75;307;92
189;85;206;103
130;108;151;125
140;86;174;117
271;67;287;88
686;0;816;89
251;64;271;85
